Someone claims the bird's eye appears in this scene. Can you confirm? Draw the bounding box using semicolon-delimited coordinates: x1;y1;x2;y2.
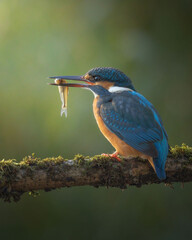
94;76;100;81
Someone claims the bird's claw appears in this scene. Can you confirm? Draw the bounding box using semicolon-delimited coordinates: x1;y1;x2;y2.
101;152;121;162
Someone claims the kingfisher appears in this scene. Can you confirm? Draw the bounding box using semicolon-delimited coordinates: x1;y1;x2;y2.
50;67;169;180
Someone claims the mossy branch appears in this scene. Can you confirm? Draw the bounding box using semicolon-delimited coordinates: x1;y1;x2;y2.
0;144;192;202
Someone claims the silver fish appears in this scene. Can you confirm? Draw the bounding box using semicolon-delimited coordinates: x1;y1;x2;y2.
55;78;69;117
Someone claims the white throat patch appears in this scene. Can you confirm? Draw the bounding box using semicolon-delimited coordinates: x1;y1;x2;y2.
108;86;133;93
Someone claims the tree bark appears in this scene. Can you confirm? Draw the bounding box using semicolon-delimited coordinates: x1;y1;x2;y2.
0;144;191;202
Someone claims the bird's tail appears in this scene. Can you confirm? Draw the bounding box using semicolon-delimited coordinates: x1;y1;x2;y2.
153;134;168;180
148;156;166;180
153;162;166;180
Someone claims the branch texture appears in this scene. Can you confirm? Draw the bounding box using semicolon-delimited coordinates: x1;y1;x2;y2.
0;144;191;202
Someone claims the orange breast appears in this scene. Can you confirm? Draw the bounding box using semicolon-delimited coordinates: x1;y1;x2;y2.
93;97;155;170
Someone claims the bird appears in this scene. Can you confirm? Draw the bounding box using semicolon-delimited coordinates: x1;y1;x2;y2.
50;67;169;180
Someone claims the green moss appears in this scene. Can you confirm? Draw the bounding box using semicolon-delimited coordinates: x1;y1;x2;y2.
0;159;19;183
74;154;85;161
74;154;86;165
0;144;191;202
88;155;127;189
170;143;192;159
0;154;70;202
29;191;40;197
91;155;110;161
0;159;24;202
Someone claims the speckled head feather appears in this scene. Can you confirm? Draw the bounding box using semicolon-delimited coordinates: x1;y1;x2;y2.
87;67;136;91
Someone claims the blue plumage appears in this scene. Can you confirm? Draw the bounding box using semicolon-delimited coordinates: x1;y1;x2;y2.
50;67;169;180
87;67;136;90
91;85;168;180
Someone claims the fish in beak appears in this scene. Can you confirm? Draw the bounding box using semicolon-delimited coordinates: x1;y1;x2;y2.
49;75;94;117
54;79;69;117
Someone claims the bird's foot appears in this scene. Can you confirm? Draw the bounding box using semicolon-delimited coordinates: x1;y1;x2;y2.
101;152;121;162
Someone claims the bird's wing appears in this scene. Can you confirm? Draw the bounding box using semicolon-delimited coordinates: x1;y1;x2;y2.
99;91;164;157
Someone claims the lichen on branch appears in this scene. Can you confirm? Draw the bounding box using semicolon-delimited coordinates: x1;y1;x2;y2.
0;144;192;202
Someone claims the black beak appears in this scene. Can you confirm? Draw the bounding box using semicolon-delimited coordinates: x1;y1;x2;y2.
49;83;88;88
49;75;94;88
49;75;84;81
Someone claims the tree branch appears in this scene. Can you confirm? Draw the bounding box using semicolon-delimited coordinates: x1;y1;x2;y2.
0;144;191;202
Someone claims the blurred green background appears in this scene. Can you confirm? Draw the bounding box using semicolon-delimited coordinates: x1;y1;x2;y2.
0;0;192;239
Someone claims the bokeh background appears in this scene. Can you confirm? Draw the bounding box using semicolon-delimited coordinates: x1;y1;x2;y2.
0;0;192;239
